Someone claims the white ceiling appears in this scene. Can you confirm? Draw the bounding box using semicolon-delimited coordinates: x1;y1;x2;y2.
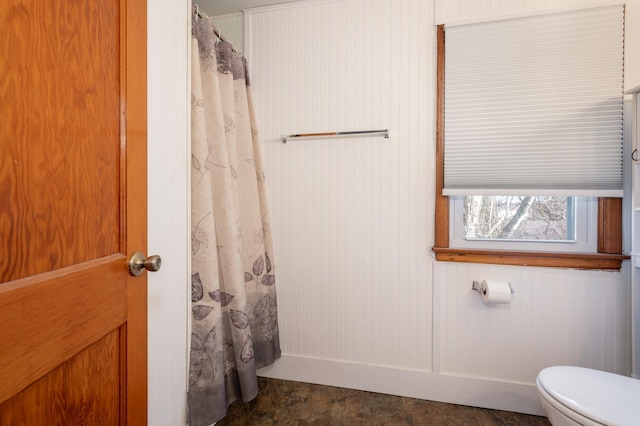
197;0;301;16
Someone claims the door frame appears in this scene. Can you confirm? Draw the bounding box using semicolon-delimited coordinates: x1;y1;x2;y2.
146;1;190;424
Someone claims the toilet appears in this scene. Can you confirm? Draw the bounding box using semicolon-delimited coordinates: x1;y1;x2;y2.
536;366;640;425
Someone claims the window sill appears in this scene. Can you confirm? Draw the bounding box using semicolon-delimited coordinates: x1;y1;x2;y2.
432;247;629;270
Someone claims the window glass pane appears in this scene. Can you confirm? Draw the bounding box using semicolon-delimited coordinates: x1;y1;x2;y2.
463;196;575;241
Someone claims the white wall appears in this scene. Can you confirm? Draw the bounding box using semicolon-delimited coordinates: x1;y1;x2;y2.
211;13;245;50
147;2;189;425
245;0;635;416
629;0;640;92
435;263;630;380
247;0;433;369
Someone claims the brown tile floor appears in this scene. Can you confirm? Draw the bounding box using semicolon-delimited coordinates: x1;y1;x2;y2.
216;377;552;425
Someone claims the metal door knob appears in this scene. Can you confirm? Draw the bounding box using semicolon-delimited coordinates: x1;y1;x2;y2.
128;252;162;276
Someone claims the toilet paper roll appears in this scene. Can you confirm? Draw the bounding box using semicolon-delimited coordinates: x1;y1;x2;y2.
480;280;512;304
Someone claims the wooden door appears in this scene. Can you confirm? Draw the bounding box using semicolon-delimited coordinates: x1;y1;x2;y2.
0;0;147;424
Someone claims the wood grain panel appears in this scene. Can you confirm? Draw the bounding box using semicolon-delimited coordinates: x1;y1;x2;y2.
434;25;448;248
0;0;147;423
0;0;121;282
598;197;623;254
0;330;121;426
433;247;627;270
123;0;149;423
0;255;127;404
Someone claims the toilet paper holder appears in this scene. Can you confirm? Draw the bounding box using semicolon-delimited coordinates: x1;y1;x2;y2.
472;280;515;296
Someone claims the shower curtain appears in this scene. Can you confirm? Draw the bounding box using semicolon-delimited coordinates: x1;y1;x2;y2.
189;9;280;425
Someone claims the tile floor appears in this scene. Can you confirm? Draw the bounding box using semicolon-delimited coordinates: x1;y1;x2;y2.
216;377;552;425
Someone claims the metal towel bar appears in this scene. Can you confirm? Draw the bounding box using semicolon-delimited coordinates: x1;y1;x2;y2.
280;129;389;143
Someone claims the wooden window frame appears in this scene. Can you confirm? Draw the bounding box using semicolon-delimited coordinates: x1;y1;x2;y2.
433;25;628;270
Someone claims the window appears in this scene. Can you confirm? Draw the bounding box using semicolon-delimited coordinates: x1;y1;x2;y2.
451;195;597;253
433;5;628;269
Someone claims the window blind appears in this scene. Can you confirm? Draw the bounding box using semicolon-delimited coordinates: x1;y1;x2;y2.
443;5;624;197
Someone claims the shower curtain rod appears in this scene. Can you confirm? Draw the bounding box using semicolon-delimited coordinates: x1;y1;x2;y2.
280;129;390;143
193;4;239;52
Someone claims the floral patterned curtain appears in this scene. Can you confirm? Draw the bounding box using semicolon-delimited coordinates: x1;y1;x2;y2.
189;9;280;425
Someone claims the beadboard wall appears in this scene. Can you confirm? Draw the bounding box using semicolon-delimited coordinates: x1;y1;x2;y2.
434;0;619;24
245;0;434;371
435;263;630;381
244;0;632;415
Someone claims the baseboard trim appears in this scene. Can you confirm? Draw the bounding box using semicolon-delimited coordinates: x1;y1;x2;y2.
258;355;545;416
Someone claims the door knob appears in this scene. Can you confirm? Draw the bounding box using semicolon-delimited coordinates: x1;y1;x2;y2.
128;252;162;276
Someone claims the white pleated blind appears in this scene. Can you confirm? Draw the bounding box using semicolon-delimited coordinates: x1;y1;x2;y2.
443;5;624;196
